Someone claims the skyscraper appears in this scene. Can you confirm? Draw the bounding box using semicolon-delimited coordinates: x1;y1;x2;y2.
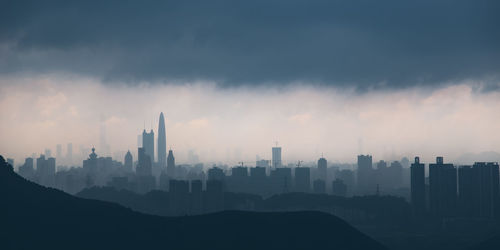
56;144;62;160
411;157;426;215
357;155;373;194
295;167;311;193
66;143;73;165
317;157;327;181
473;162;499;217
136;147;155;193
272;146;282;168
157;112;167;168
167;149;175;177
429;156;457;217
142;129;155;163
124;150;133;172
136;147;152;176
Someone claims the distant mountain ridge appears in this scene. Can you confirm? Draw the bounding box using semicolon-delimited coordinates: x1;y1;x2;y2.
0;155;387;250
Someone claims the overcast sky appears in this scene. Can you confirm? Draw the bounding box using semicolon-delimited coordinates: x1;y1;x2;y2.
1;1;499;165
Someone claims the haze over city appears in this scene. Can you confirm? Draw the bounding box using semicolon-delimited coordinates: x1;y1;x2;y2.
2;1;500;250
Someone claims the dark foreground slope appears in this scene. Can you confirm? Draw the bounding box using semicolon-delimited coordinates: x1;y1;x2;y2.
0;156;386;250
471;236;500;250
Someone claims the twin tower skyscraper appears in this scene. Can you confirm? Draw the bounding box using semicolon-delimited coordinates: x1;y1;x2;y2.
142;112;168;167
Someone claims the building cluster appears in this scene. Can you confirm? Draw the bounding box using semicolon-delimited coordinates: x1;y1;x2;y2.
14;113;413;200
411;156;499;218
16;111;500;220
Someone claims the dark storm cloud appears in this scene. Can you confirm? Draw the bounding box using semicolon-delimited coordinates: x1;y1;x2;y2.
1;0;499;89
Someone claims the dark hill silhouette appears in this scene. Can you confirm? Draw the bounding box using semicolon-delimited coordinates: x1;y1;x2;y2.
0;156;387;250
470;236;500;250
77;187;410;227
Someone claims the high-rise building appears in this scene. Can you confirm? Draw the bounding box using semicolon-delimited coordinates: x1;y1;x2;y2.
332;179;347;197
124;150;133;172
271;167;292;193
136;147;152;176
357;155;373;194
56;144;62;160
167;149;175;177
142;129;155;163
44;149;52;158
294;167;310;193
157;112;167;168
36;154;55;187
66;143;73;165
18;157;34;180
336;169;354;196
313;179;326;193
466;162;500;218
256;159;270;168
411;156;426;215
429;156;457;217
208;167;225;181
272;146;282;168
458;165;477;217
83;148;98;174
387;161;403;188
317;157;327;181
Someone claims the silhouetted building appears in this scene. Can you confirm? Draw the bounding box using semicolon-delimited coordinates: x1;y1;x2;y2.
429;156;457;217
272;146;282;168
411;156;426;215
190;180;203;214
206;180;224;212
167;149;175;177
459;162;500;218
295;167;311;193
18;157;34;180
66;143;73;165
474;162;499;217
387;161;403;189
250;166;268;195
256;159;270;168
56;144;62;160
169;179;189;215
332;179;347;197
44;149;52;158
136;147;152;176
377;160;387;170
313;179;326;194
228;166;249;193
124;150;133;172
336;169;354;196
208;167;225;181
108;177;129;190
158;112;167;168
142;129;155;162
271;167;292;193
317;157;327;181
458;165;477;217
159;171;169;191
83;148;98;174
36;154;55;187
136;147;155;193
357;155;373;194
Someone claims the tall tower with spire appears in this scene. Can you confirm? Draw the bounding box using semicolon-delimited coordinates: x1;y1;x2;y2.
158;112;167;168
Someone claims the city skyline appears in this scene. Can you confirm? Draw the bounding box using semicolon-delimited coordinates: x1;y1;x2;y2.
2;1;500;249
2;83;500;166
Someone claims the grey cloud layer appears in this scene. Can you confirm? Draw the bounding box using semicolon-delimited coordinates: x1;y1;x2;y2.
1;0;499;89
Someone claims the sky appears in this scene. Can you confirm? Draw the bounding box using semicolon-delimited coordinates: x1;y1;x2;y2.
1;1;500;166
